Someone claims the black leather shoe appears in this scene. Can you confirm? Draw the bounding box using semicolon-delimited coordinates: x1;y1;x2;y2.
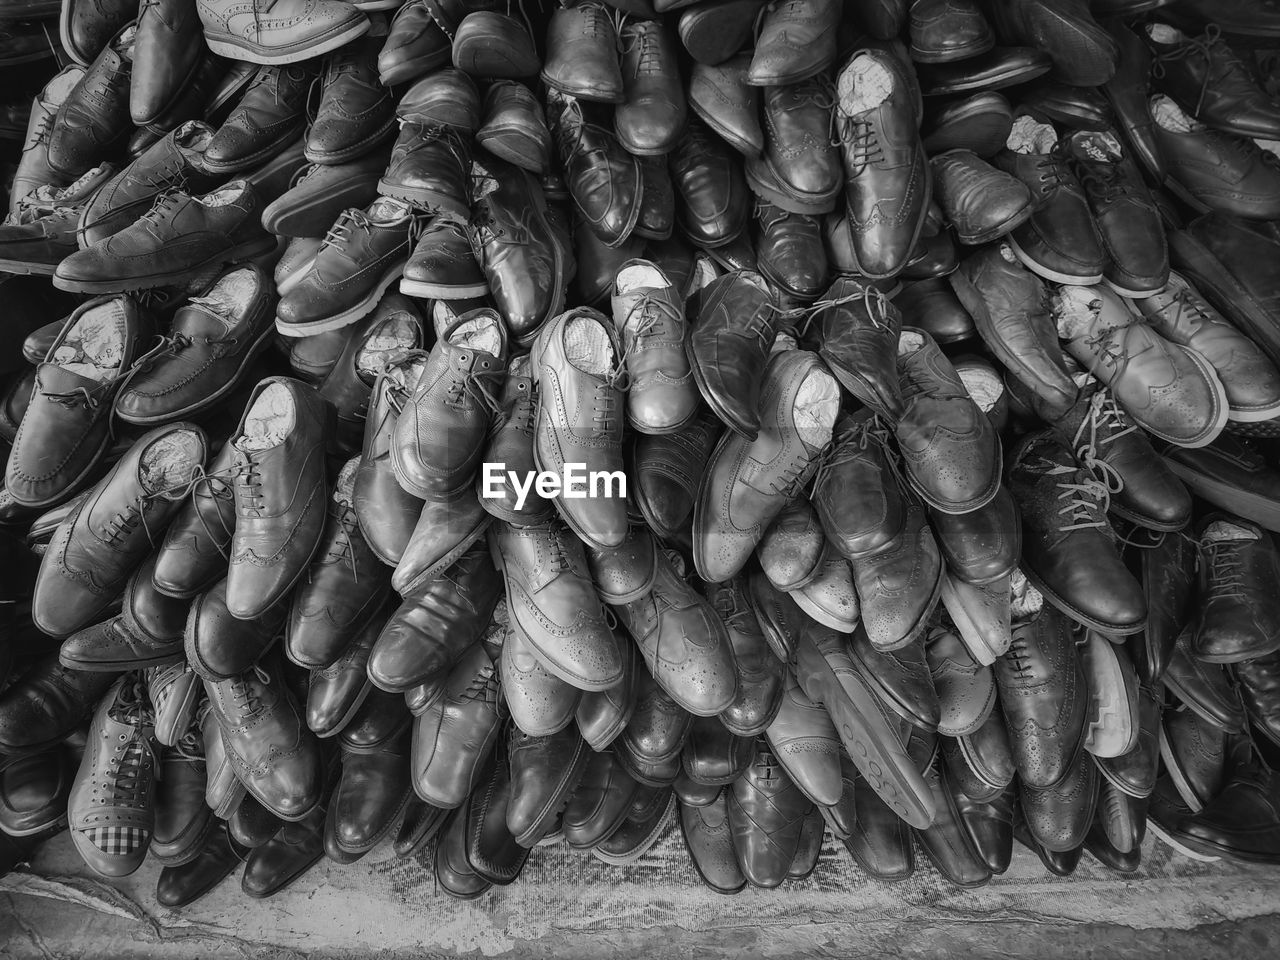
325;733;412;863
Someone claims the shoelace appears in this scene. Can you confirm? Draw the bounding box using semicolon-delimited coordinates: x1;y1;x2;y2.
1146;285;1213;333
1082;321;1157;376
321;494;362;581
138;190;186;228
445;359;504;417
228;664;271;720
788;282;893;338
171;726;205;764
831;117;884;166
236;453;266;516
618;292;683;369
1031;145;1079;193
324;206;383;251
766;448;825;498
1075;160;1138;205
619;20;664;76
1072;389;1134;496
1202;540;1249;601
1032;457;1111;531
100;677;157;810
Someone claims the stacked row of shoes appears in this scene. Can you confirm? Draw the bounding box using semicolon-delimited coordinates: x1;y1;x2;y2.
2;0;1280;909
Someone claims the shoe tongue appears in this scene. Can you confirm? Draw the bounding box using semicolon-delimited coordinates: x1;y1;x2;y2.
335;456;359;505
138;427;204;496
1150;94;1203;132
237;381;295;451
52;299;127;381
1147;22;1184;44
1006;115;1058;155
564;314;614;376
448;312;502;355
367;196;410;222
1069;129;1124;162
1203;520;1261;544
357;311;421;381
838;52;893;115
957;364;1004;412
791;366;839;448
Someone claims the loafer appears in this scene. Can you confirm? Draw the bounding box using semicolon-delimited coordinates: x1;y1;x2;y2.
726;740;811;888
324;733;412;863
306;615;380;738
563;749;639;849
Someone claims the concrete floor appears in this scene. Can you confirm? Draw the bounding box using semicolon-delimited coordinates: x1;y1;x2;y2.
2;826;1279;959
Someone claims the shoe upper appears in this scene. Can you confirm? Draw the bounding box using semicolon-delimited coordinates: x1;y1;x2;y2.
812;414;906;561
850;495;943;651
616;18;685;156
500;610;581;737
379;121;472;218
477;80;552;172
708;576;784;738
307;39;394;165
816;279;905;418
748;0;839;86
688;55;763;157
757;79;841;207
0;657;116;753
550;90;642;247
541;1;625;103
726;740;811;889
1191;515;1280;662
131;0;204;126
1018;746;1097;853
48;24;135;179
631;407;722;538
670;118;751;248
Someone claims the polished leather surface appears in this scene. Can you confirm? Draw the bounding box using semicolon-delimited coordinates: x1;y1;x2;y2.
506;725;590;847
1018;745;1098;853
500;613;581;737
185;577;286;682
931;150;1032;245
763;671;843;806
465;755;529;884
850;495;943;652
563;749;638;849
853;627;941;732
670;119;750;249
727;741;811;889
925;623;995;736
681;792;746;894
929;486;1020;586
1164;629;1247;732
325;736;412;864
748;0;839;85
687;55;762;156
305;614;380;739
541;2;624;102
816;281;905;419
1191;516;1280;663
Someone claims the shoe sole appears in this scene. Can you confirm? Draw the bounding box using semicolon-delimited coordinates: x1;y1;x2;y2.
203;18;371;67
925;61;1051;96
1108;499;1189;534
512;745;592;848
303;119;396;167
953;198;1035;247
399;277;490;299
589;791;676;865
1146;816;1222;862
114;323;276;427
264;181;381;239
157;675;204;748
1161;458;1280;533
910;37;996;64
1023;3;1119;83
0;812;67;838
1103;277;1167;299
744;156;841;217
55;648;185;672
0;258;58;276
375;179;469;220
150;812;215;868
1083;643;1140;759
1019;564;1146;637
394;515;493;596
939;576;1008;667
1157;724;1207;813
313;680;374;739
53;238;278;294
903;447;1003;516
274;258;406;337
1006;235;1104;286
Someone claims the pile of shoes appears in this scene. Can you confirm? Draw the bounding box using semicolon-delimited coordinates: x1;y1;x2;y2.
4;0;1280;909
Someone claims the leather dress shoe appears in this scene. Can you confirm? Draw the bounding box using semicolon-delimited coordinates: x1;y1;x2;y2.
33;423;207;638
465;754;530;884
563;749;639;849
1056;284;1227;448
735;569;802;658
747;0;839;86
1154;101;1280;220
475;357;553;526
1164;629;1247;733
1130;531;1193;684
205;65;313;174
686;270;776;439
1189;516;1280;663
909;0;994;63
931;150;1033;245
678;0;765;66
1135;272;1280;423
852;626;941;732
693;349;838;582
541;1;624;103
393;494;492;598
435;807;490;898
592;784;675;864
506;726;590;847
793;623;936;827
789;805;823;879
939;572;1013;666
812;414;904;559
184;577;285;682
832;44;930;278
341;689;411;753
850;496;944;652
681;792;746;894
6;296;155;509
549;90;641;247
763;671;843;806
369;542;501;693
151;735;214;867
1095;770;1146;857
325;733;411;863
0;747;72;837
1014;813;1082;875
923;91;1013;158
0;656;116;753
115;265;277;426
156;824;246;907
989;0;1117;86
151;441;237;599
683;715;752;786
131;0;202;125
912;737;993;887
815;281;904;418
478;81;552;172
59;557;188;671
394;799;447;858
704;578;783;737
675;772;720;808
925;623;994;737
1020;80;1112;130
952;779;1014;875
894;328;1002;514
1043;378;1191;533
1084;783;1144;872
401;211;487;301
688;55;761;157
228;794;282;849
1019;746;1098;852
617;672;691;787
995;600;1088;788
198;0;369;67
492;519;622;692
1006;431;1146;635
632;407;722;539
411;642;505;807
757;499;825;592
1238;649;1280;749
586;527;659;606
77;121;221;248
614;548;737;717
671;118;751;248
377;0;448;85
467;157;566;345
917;46;1051;97
1102;21;1165;183
1160;700;1229;810
306;38;394;166
941;706;1015;802
241;799;328;898
525;308;625;543
929;486;1019;585
499;606;580;737
1171;748;1280;863
843;770;915;880
306;614;381;739
205;656;323;823
48;24;134;179
374;120;471;220
615;19;684;156
225;377;329;620
747;80;841;216
727;740;812;887
755;202;827;300
61;0;135;67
